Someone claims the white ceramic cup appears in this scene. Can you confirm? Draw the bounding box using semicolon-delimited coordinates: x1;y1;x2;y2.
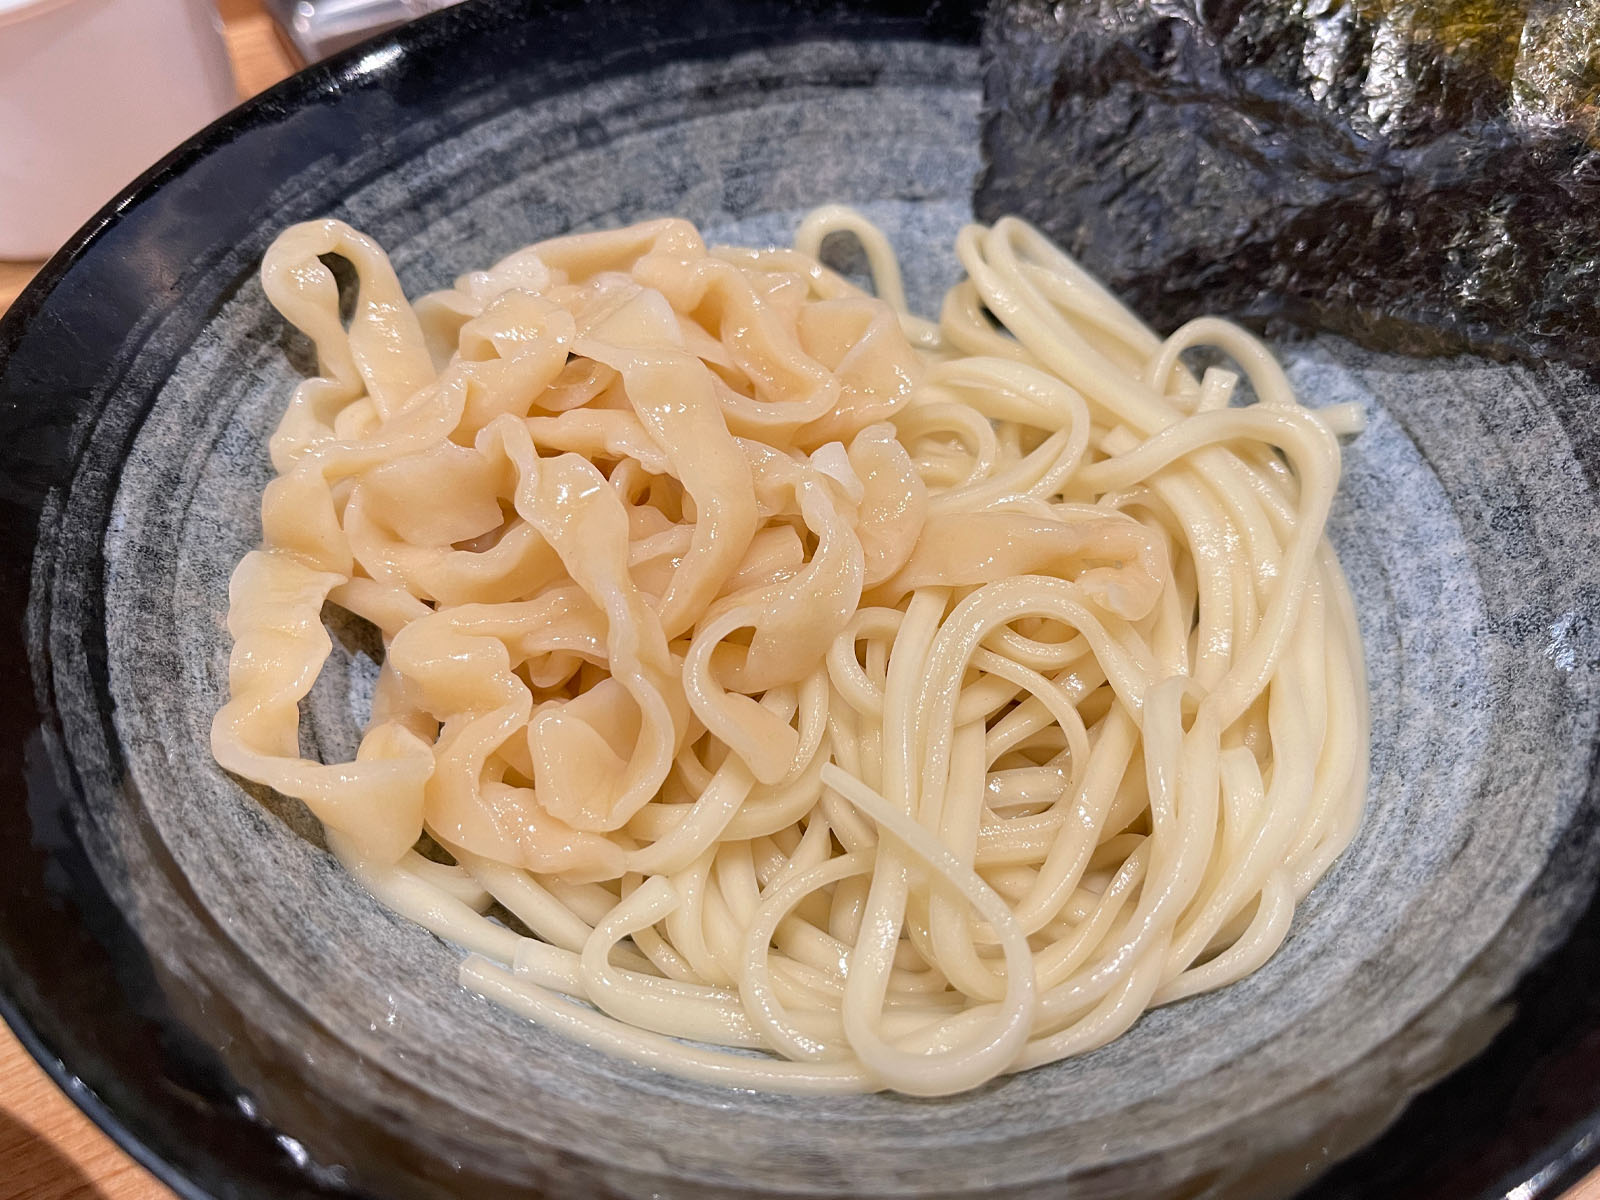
0;0;237;259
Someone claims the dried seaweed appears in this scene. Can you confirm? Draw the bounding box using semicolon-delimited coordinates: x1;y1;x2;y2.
976;0;1600;361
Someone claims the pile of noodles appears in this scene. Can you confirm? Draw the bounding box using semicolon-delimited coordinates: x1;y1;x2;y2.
213;206;1367;1096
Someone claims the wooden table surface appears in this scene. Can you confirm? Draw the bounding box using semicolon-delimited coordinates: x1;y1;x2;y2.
1;4;1599;1199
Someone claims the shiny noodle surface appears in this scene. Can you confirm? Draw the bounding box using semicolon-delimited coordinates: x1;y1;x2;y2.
213;207;1368;1096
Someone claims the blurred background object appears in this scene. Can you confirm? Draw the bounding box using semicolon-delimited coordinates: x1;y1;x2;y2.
217;0;300;97
0;0;298;312
0;0;236;259
0;0;461;301
262;0;465;63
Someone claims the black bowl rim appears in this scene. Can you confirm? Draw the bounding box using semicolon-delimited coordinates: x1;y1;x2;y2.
0;23;438;1200
0;24;430;1200
0;1;1597;1197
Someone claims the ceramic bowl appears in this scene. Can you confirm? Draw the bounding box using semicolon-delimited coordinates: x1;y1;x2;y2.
1;2;1598;1197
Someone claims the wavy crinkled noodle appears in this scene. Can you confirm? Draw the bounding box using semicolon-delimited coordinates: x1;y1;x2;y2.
212;205;1368;1096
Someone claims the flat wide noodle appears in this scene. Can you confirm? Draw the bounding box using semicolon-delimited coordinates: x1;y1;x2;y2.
213;209;1368;1096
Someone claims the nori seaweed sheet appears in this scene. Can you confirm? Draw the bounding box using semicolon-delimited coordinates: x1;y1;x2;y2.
975;0;1600;362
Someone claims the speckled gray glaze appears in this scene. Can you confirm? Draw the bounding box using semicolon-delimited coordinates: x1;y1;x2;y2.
32;29;1600;1200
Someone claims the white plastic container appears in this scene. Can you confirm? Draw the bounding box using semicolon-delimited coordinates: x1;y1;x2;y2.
0;0;236;259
